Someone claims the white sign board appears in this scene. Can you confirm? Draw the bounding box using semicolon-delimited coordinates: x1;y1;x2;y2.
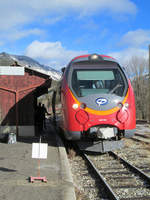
0;66;24;75
32;143;48;159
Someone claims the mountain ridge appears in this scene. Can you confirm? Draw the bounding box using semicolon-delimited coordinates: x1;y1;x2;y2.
0;52;62;81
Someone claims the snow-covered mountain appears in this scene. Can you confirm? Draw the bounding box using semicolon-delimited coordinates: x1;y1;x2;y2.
0;52;62;81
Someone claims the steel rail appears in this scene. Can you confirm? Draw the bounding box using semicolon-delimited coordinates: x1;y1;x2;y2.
82;152;119;200
109;151;150;183
82;151;150;200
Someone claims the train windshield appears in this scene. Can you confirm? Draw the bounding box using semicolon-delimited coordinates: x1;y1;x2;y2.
71;68;128;97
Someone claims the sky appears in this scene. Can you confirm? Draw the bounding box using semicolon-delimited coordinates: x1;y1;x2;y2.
0;0;150;70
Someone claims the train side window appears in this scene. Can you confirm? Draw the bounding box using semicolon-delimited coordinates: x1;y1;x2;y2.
72;71;81;96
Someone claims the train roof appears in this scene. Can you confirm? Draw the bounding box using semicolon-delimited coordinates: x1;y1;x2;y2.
65;53;127;75
71;54;117;64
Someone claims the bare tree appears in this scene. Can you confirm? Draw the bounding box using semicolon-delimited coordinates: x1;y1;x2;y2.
123;56;149;120
124;56;149;121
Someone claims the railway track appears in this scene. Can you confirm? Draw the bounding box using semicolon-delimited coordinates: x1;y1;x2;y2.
81;151;150;200
131;123;150;144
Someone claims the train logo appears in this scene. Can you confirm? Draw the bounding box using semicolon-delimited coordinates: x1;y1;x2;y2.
96;97;108;106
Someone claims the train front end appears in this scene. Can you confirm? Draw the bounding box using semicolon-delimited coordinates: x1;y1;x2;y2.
60;54;136;152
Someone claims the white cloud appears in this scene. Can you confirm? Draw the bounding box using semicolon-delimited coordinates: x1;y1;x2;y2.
0;0;137;44
0;0;137;31
110;29;150;65
43;16;64;25
2;29;44;41
120;29;150;47
0;28;45;47
25;40;87;69
92;0;137;15
26;0;137;15
109;47;148;65
0;3;32;31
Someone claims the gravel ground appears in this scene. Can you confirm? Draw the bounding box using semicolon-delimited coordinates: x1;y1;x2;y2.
69;153;109;200
69;124;150;200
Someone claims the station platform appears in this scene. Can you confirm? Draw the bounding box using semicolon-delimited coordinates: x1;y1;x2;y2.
0;120;76;200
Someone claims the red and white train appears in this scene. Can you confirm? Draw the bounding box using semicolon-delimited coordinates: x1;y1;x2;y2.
57;54;136;152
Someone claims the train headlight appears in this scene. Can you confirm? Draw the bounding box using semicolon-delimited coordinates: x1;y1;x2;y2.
90;54;99;60
88;54;103;61
75;110;89;125
124;103;129;108
72;104;79;109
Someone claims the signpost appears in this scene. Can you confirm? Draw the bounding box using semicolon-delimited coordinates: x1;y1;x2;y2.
30;137;48;183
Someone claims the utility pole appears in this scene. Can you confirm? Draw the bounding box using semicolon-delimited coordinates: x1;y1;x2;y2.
149;45;150;123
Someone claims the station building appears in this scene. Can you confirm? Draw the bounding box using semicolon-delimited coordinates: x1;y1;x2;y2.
0;62;52;137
